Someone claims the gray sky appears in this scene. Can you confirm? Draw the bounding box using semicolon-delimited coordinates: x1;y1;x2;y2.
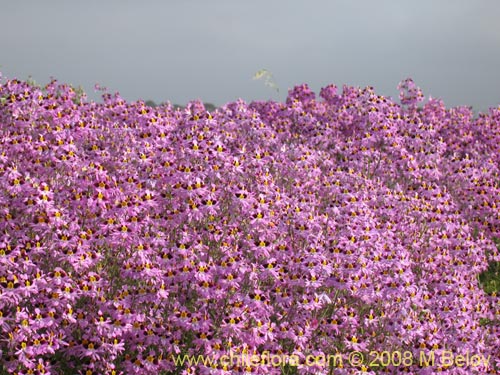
1;0;499;111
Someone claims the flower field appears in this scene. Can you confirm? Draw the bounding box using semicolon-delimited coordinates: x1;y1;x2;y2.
0;73;499;374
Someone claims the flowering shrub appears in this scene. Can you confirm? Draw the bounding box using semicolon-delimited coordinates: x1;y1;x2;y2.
0;72;499;375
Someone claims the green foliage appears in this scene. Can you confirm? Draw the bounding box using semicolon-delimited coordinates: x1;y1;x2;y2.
26;75;39;87
71;85;86;105
204;102;217;112
478;237;500;295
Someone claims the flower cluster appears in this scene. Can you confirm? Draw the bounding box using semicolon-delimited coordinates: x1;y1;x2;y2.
0;73;499;375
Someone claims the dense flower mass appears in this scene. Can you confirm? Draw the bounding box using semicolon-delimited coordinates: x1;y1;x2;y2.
0;73;499;375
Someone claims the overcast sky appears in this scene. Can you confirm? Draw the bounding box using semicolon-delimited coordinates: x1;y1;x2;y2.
1;1;499;111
